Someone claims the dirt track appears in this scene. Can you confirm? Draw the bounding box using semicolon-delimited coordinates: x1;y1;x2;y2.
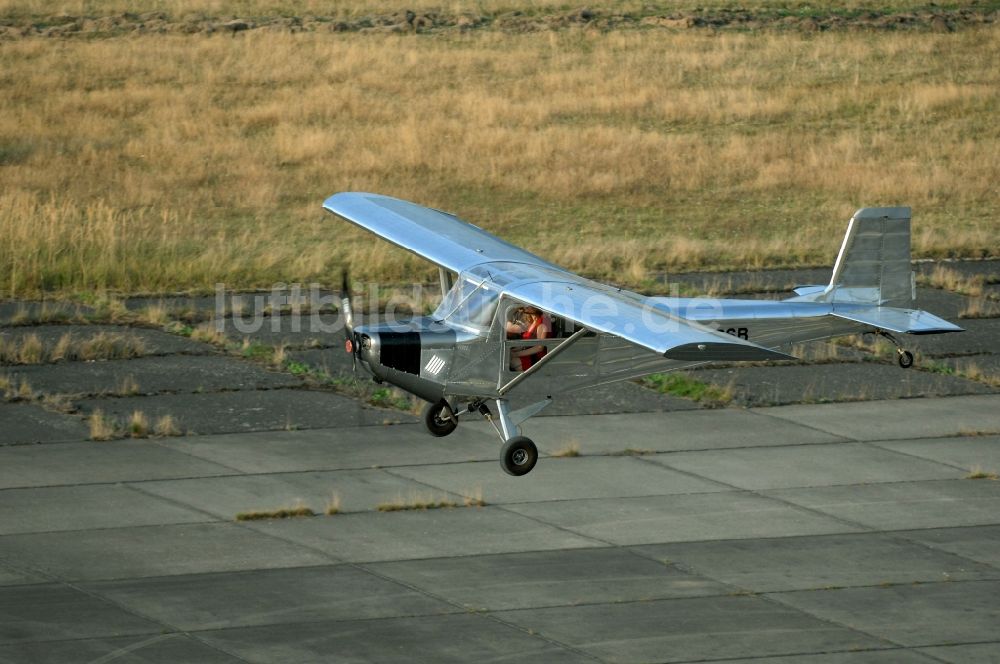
1;6;996;40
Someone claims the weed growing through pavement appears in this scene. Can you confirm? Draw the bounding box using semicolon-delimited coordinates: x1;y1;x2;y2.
553;441;581;457
965;466;999;480
235;502;317;521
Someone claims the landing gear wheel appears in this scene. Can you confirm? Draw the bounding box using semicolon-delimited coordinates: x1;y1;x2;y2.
898;350;914;369
422;400;457;437
500;436;538;476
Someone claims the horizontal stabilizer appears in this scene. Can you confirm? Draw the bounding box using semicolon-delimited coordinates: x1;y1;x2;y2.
832;308;963;335
793;285;827;296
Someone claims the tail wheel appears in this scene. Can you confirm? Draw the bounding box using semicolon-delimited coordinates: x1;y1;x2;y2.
898;350;914;369
422;400;458;437
500;436;538;476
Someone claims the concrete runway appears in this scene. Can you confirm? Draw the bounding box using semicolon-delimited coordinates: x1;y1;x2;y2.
2;396;1000;663
1;263;998;663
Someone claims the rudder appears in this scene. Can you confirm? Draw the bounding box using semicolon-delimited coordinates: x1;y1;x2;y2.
825;207;914;306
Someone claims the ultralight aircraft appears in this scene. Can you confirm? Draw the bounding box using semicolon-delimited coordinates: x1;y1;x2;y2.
325;193;962;476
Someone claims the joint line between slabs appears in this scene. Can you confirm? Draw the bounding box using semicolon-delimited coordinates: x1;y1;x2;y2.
743;407;862;442
632;453;878;534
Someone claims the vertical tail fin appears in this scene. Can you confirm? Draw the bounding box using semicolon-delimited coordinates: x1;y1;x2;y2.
823;207;914;306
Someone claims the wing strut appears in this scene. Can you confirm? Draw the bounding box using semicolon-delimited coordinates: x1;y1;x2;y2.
497;327;588;397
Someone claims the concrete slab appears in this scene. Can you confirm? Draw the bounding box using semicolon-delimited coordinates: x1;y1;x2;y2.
695;363;990;407
75;388;413;435
914;287;970;319
0;439;239;489
901;525;1000;568
916;259;1000;281
136;468;444;517
635;532;997;593
391;456;726;505
0;484;212;535
287;346;352;376
0;300;91;325
0;523;332;581
874;435;1000;474
769;579;1000;647
467;408;847;457
647;442;963;491
765;480;1000;531
167;424;496;473
938;353;1000;383
0;583;160;644
0;324;215;356
717;653;939;664
755;394;1000;442
250;507;600;563
222;313;344;349
12;355;298;396
85;565;453;631
0;402;88;445
198;613;590;664
124;294;219;315
913;319;999;357
506;492;862;546
918;642;1000;664
496;595;884;664
500;381;702;416
0;562;41;588
0;634;246;664
367;547;731;611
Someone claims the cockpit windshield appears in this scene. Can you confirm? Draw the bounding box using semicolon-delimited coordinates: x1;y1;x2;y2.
433;262;571;334
433;276;500;333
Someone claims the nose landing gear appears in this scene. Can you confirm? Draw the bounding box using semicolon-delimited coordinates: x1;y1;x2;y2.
421;400;458;437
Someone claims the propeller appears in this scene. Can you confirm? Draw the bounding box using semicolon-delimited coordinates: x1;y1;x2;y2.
340;270;359;376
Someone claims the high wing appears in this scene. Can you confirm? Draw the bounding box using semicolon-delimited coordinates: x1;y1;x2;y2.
325;192;792;362
323;192;563;274
502;276;794;362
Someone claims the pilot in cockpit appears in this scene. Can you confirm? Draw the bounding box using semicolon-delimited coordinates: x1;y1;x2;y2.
506;306;550;371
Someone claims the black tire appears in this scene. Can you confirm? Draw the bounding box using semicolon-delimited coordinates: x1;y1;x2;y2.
422;400;457;437
500;436;538;476
898;350;914;369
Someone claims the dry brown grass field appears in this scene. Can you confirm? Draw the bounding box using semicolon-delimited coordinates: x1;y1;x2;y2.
2;1;981;18
0;15;997;297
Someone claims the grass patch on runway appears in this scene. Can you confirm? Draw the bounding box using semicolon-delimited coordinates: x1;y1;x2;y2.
965;466;999;480
920;359;1000;389
552;441;581;458
959;298;1000;319
0;374;34;401
640;372;733;407
610;448;654;456
87;409;185;440
958;429;1000;437
377;489;486;512
324;493;342;516
235;503;317;521
0;331;148;364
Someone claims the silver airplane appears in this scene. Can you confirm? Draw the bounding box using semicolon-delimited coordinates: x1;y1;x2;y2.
324;193;962;476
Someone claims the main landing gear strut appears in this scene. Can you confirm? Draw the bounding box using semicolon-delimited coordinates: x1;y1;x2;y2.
873;329;914;369
419;397;549;476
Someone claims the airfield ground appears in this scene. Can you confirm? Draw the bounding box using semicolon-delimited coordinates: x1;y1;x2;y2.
1;261;998;663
